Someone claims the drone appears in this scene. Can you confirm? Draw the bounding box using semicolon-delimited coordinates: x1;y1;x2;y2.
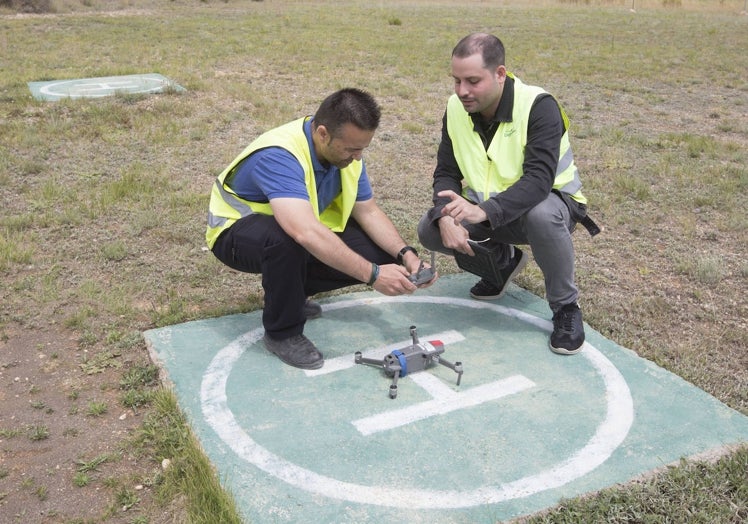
354;325;463;399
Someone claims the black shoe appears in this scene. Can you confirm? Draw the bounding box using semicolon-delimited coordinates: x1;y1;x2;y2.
263;333;324;369
550;303;585;355
304;299;322;319
469;247;528;300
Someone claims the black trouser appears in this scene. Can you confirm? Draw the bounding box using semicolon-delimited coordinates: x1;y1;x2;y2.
211;214;396;339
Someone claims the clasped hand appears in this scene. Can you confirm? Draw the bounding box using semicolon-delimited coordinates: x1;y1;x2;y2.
372;258;436;296
438;190;487;255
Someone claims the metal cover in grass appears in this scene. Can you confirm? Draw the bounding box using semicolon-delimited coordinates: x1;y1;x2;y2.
28;73;185;101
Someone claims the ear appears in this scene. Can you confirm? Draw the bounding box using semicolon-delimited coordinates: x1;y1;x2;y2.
495;65;507;82
315;124;330;143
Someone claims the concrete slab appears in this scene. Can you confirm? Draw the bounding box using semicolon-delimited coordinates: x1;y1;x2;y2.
28;73;184;101
144;274;748;523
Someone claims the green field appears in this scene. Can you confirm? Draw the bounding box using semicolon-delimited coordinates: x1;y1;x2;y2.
1;0;746;522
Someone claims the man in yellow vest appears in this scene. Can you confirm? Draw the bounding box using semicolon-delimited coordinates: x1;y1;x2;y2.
418;33;598;355
207;88;435;370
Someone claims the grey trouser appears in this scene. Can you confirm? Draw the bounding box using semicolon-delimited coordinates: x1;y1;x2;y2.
417;192;578;312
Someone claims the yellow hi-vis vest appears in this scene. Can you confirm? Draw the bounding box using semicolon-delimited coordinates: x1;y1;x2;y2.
446;74;586;206
206;117;362;249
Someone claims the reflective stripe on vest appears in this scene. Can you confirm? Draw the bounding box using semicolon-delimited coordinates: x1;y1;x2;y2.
447;74;586;206
205;117;362;249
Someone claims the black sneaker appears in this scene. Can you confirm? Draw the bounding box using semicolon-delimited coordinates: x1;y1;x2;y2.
550;303;585;355
304;299;322;319
469;247;528;300
263;333;324;369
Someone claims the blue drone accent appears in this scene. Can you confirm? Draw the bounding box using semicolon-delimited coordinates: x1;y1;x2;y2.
392;350;408;376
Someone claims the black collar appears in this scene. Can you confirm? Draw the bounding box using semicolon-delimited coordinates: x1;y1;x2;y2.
469;76;515;144
469;75;515;131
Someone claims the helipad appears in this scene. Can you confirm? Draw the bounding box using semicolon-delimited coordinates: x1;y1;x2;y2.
144;274;748;523
28;73;184;101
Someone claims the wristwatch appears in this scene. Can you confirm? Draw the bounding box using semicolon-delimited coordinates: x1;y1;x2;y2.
397;245;418;265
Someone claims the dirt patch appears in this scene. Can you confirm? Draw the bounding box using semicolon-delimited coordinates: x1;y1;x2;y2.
0;324;169;523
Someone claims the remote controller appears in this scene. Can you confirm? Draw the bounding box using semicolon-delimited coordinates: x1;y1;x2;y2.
408;251;436;285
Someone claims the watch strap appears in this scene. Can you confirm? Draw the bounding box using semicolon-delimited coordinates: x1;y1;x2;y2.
397;245;418;265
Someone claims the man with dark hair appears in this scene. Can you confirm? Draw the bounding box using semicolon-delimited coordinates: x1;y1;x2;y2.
418;33;598;355
208;88;435;370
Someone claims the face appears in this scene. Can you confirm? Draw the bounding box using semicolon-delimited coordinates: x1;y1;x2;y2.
314;122;374;169
451;52;506;120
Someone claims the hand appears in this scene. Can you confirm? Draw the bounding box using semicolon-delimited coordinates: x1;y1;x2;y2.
438;216;475;256
438;190;487;225
409;260;438;288
399;249;438;288
371;264;418;296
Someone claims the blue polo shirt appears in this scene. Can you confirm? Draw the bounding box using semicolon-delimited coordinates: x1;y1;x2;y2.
225;118;373;214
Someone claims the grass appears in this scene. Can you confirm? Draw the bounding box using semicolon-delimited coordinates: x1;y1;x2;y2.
27;424;50;441
132;389;243;523
526;446;748;523
85;400;108;417
75;454;111;473
0;0;746;522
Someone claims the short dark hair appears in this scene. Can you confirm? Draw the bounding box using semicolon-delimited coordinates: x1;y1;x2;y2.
452;33;505;70
313;88;381;138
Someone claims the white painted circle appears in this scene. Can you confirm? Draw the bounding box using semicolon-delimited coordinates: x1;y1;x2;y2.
39;75;171;99
200;295;634;508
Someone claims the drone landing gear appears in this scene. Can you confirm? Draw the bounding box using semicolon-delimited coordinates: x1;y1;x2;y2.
355;325;463;399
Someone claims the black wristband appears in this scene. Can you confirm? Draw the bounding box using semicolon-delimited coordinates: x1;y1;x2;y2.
397;245;418;265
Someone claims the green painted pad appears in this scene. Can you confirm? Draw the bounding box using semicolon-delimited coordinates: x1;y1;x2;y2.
28;73;184;101
144;274;748;523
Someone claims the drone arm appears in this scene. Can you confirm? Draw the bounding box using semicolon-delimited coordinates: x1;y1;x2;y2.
436;356;463;386
389;369;401;399
354;352;387;369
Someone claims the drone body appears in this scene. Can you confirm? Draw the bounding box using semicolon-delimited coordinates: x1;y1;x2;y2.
355;325;463;399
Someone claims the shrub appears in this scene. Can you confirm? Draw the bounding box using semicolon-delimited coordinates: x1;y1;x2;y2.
0;0;55;13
